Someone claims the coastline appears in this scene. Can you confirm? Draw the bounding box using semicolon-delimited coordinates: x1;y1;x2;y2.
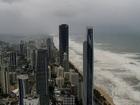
70;61;115;105
54;36;115;105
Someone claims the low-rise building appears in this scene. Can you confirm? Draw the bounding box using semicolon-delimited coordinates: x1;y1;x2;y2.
24;97;39;105
63;95;75;105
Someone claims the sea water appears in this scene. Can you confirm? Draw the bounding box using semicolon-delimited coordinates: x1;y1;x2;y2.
67;33;140;105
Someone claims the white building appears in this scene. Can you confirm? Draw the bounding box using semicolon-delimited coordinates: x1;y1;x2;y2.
56;66;64;77
56;77;64;88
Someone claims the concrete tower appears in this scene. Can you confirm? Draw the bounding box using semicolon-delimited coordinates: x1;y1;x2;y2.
20;40;24;57
9;51;17;67
63;52;69;72
70;72;80;100
0;67;9;94
46;37;54;64
32;49;37;70
19;40;27;57
9;51;17;85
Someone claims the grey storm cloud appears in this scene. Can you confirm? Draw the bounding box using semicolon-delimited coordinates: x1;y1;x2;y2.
1;0;22;3
0;0;140;35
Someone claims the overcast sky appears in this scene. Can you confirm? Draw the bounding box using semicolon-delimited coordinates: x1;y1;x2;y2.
0;0;140;35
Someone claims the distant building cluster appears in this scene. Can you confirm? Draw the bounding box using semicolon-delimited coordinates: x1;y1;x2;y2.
0;24;94;105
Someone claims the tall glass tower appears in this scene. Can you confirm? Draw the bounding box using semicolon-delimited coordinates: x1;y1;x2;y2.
36;49;49;105
59;24;69;69
83;27;94;105
17;74;28;105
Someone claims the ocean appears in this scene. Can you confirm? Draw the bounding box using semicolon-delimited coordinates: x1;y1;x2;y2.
68;32;140;105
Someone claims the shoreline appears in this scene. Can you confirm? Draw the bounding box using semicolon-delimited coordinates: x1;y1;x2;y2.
70;61;115;105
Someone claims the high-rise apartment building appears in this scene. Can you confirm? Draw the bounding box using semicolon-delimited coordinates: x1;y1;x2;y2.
31;50;37;70
70;72;80;100
0;67;9;94
56;77;64;88
19;40;27;57
63;52;69;72
9;51;17;67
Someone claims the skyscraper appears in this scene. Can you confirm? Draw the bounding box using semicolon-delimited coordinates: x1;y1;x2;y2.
59;24;69;68
56;77;64;88
63;52;69;72
0;67;9;94
9;51;17;85
57;66;64;77
70;72;80;100
46;37;53;64
19;40;24;56
19;40;27;57
31;50;37;70
9;51;17;67
36;49;49;105
83;27;94;105
17;74;28;105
